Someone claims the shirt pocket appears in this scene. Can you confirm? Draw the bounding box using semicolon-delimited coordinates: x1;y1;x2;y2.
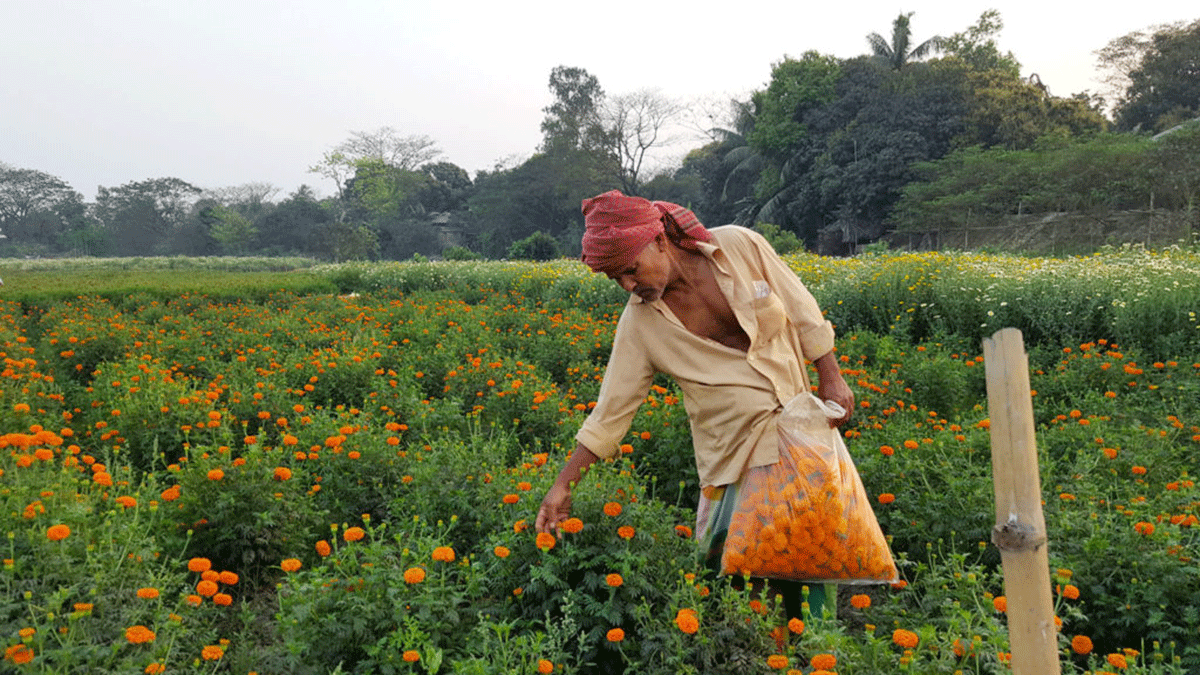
750;286;786;344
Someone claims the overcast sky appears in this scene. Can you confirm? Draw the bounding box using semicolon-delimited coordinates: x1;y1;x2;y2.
2;1;1194;201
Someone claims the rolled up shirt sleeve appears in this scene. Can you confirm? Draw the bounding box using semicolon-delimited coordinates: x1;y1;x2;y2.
575;305;655;459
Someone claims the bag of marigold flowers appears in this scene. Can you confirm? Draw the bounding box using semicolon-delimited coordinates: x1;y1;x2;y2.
704;393;897;583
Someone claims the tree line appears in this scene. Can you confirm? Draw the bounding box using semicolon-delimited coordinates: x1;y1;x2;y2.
2;11;1197;261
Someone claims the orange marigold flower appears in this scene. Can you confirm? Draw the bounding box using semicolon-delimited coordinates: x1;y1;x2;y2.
46;524;70;541
493;546;510;558
402;650;420;662
993;595;1007;612
196;580;219;597
605;573;623;587
185;594;202;606
1134;521;1155;536
404;567;426;584
6;644;34;664
537;659;554;674
903;439;919;450
675;524;693;538
1072;635;1093;655
212;593;232;606
218;570;239;585
604;501;623;516
766;654;789;669
536;532;556;551
810;654;837;670
617;525;635;539
850;593;871;609
136;587;159;599
125;625;156;644
273;467;292;481
201;645;224;661
343;526;366;542
892;628;919;648
315;540;331;557
787;617;805;634
1062;584;1080;600
144;662;165;674
116;495;138;508
878;493;895;504
502;493;519;504
160;486;181;501
206;469;224;481
201;570;220;582
1107;653;1128;669
1131;465;1147;475
606;628;625;642
431;546;456;562
560;518;583;534
280;558;302;572
188;557;212;572
880;444;895;456
675;608;699;634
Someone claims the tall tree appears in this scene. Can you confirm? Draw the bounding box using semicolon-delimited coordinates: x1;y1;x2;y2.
94;178;201;256
309;128;442;209
600;88;683;196
866;12;945;70
1108;19;1200;133
0;164;83;254
939;9;1020;77
540;66;611;155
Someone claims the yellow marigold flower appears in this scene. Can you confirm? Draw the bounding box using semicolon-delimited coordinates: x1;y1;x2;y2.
136;587;159;599
46;524;70;541
766;654;789;669
605;573;623;587
280;558;302;572
343;526;366;542
315;540;331;557
1072;635;1093;655
850;593;871;609
536;532;556;551
201;644;224;661
125;625;156;644
810;654;836;670
431;546;456;562
402;650;420;662
560;518;583;534
606;628;624;642
404;567;426;584
537;659;554;674
603;502;622;517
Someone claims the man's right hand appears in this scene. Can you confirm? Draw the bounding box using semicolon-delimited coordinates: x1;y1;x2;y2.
535;483;572;536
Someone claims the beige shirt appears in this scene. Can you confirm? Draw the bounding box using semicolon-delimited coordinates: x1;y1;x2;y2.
575;225;836;487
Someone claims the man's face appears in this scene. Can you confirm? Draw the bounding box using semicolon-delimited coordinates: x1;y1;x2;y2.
606;238;670;302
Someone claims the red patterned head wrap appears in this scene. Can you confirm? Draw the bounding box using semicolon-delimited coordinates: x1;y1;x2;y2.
580;190;711;273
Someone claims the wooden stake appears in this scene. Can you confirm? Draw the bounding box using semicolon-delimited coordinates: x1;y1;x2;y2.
983;328;1061;675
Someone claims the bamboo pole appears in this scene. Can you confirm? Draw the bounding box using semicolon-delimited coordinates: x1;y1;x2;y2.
983;328;1061;675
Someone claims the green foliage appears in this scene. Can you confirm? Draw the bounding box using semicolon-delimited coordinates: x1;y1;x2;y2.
748;52;841;161
442;245;481;261
752;222;803;255
507;231;562;261
1114;19;1200;133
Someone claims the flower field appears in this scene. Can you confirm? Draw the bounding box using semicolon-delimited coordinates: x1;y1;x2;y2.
1;247;1199;674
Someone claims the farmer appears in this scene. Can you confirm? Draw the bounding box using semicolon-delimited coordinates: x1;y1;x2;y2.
535;189;855;620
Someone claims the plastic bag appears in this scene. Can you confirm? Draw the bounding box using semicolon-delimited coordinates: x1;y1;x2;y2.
718;393;898;583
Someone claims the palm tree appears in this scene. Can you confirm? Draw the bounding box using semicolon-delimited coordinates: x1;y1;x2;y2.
867;12;944;70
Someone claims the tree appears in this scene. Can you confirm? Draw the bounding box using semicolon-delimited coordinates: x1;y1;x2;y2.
866;12;945;70
208;205;259;255
94;177;201;256
256;186;330;256
1108;19;1200;132
310;128;442;206
600;88;684;195
540;66;611;155
417;161;473;213
939;9;1020;77
0;164;84;254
